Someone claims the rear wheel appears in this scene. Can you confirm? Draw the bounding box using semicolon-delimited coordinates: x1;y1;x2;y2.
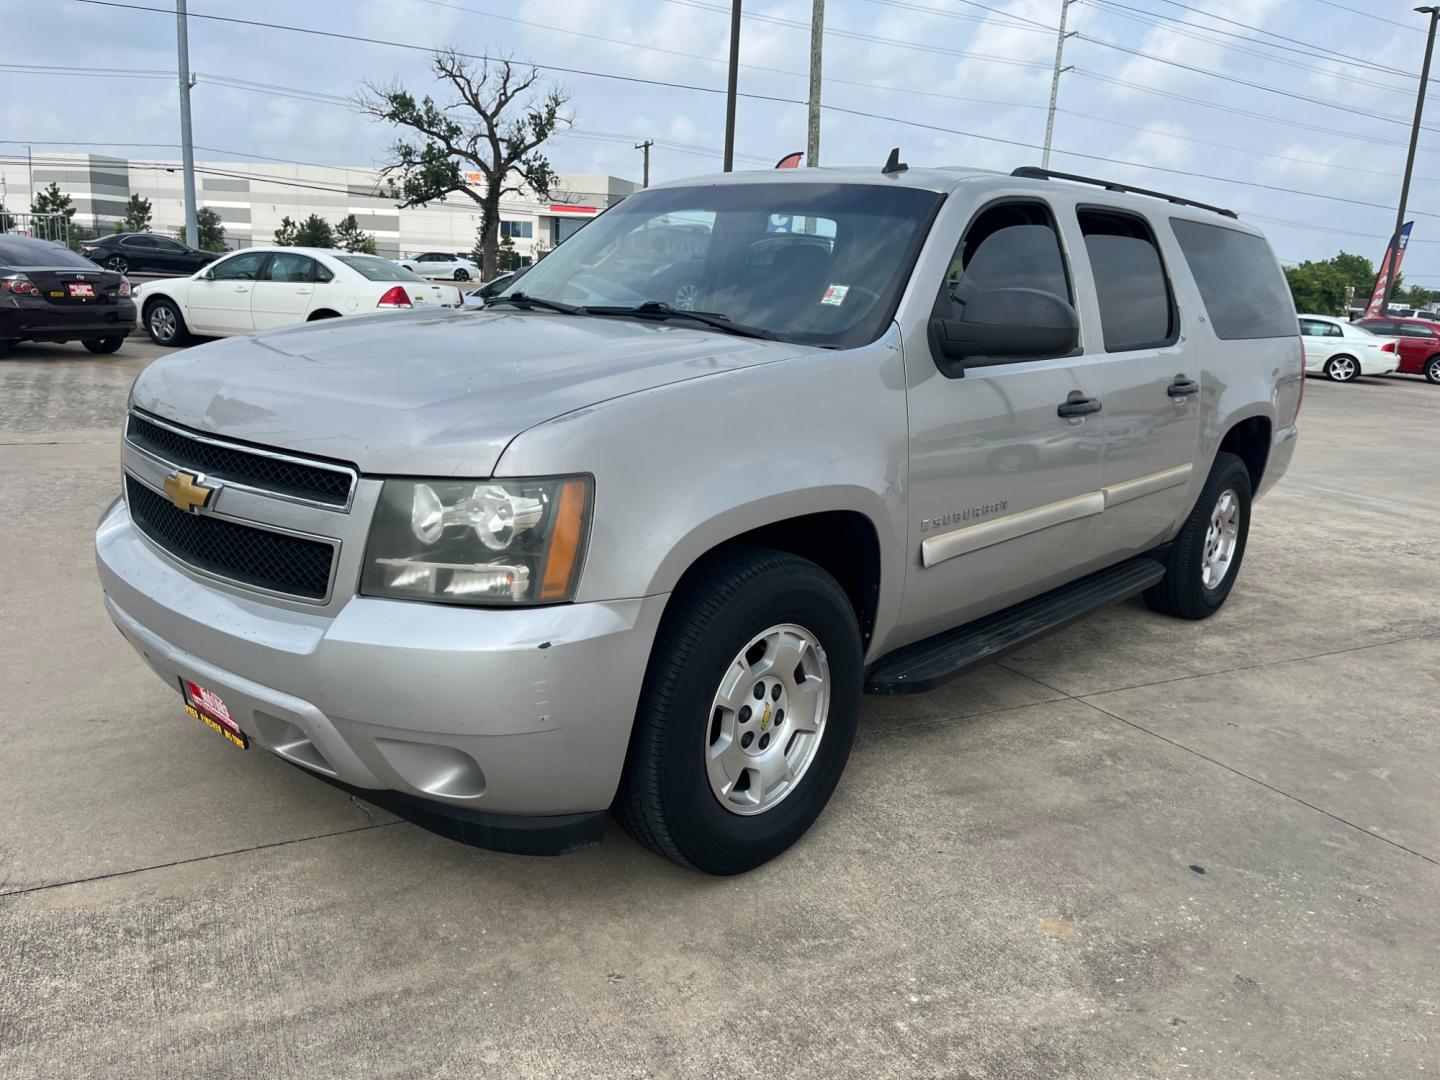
145;298;190;346
1145;451;1252;620
1324;354;1359;382
83;336;125;354
614;547;862;874
1425;356;1440;384
105;255;129;274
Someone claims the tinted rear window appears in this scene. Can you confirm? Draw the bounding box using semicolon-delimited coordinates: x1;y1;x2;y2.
1170;219;1296;339
337;255;426;283
0;237;97;269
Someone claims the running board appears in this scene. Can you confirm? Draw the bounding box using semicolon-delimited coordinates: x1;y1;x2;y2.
864;557;1166;695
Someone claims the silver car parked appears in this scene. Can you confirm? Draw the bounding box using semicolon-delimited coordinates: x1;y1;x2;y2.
96;161;1302;874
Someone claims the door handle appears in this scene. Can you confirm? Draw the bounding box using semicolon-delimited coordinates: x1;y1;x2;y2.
1057;394;1102;418
296;288;313;295
234;286;249;293
1168;377;1200;397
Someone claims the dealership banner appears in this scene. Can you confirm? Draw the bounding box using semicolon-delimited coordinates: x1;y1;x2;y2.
1365;221;1414;316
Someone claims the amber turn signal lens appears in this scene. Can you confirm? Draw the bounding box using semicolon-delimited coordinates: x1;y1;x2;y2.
540;480;588;600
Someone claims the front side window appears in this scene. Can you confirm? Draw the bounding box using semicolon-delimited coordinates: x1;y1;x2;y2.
210;251;268;281
264;252;316;283
1170;218;1296;339
941;201;1071;322
1078;209;1176;352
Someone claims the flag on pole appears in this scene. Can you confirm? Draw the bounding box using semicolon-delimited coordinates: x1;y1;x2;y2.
1364;221;1414;316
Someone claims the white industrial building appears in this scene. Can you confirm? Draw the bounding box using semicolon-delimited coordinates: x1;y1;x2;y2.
0;152;639;261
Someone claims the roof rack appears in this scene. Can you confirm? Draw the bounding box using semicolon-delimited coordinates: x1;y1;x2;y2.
1010;166;1238;219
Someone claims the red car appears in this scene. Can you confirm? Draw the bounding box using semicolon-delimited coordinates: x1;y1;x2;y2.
1353;316;1440;383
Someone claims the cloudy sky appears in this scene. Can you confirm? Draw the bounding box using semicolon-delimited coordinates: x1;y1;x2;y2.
4;0;1440;284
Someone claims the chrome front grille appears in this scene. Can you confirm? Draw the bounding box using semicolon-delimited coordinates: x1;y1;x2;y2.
121;410;364;605
125;412;356;509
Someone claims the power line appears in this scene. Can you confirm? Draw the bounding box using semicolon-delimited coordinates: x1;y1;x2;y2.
1311;0;1426;33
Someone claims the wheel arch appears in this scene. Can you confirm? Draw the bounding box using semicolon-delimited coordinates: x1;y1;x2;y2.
307;308;341;321
661;509;885;651
1217;414;1271;493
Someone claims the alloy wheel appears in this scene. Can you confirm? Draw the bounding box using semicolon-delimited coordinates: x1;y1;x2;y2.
1201;488;1241;590
673;283;700;311
703;623;830;816
149;305;177;343
1329;356;1357;381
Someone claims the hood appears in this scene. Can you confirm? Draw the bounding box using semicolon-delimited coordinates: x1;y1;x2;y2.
130;308;805;475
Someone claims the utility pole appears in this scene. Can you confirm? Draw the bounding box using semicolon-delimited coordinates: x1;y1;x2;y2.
1377;5;1439;312
635;140;653;187
1041;0;1076;170
723;0;742;171
176;0;198;248
807;0;824;167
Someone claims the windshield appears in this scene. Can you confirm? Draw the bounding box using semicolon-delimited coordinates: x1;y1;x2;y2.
337;255;428;283
507;182;942;348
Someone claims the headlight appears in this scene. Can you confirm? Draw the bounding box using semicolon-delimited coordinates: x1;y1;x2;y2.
361;476;591;605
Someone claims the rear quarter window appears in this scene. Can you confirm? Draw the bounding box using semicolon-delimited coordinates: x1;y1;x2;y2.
1170;218;1296;340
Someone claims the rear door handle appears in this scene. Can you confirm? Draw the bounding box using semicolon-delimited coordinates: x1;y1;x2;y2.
234;286;249;293
1057;395;1102;417
1168;377;1200;397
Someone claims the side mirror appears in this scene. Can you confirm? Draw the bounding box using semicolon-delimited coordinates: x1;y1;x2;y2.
929;286;1079;377
201;269;214;281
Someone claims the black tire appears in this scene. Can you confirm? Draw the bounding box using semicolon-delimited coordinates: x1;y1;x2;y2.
105;255;129;274
1145;451;1252;620
1324;354;1360;382
1425;355;1440;384
613;546;863;874
145;298;190;347
82;336;125;355
453;268;471;281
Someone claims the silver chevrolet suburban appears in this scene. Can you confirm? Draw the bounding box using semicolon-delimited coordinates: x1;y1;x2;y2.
95;162;1302;874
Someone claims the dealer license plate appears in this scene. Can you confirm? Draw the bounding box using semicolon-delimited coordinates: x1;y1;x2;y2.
67;282;95;299
182;679;248;749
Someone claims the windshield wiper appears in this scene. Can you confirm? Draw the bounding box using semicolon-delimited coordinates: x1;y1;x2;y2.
585;301;773;340
485;291;585;315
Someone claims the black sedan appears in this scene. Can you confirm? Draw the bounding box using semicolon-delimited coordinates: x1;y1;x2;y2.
78;232;220;276
0;236;136;357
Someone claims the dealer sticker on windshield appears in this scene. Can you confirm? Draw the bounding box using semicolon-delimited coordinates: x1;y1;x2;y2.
821;284;849;306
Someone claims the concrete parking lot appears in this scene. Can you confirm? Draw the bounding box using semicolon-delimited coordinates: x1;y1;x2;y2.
1;336;1436;1079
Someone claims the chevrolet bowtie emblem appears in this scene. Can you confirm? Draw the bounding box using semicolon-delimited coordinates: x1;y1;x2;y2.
163;470;217;513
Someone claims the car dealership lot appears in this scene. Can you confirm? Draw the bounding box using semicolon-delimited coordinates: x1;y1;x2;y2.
1;339;1436;1078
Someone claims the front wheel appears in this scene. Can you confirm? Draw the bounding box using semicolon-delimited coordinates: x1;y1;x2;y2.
1425;356;1440;384
613;547;862;874
83;336;125;354
453;268;471;281
1145;451;1252;620
145;298;190;347
1324;354;1359;382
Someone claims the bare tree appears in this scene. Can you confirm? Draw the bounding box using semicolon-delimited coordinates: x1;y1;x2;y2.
358;50;570;279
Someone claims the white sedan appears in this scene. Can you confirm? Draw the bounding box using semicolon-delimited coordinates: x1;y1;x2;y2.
1298;314;1399;382
398;251;480;281
135;247;462;346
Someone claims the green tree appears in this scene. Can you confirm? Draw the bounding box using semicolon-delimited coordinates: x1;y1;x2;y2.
334;213;377;254
497;232;520;272
172;207;228;251
116;193;152;233
1284;261;1349;316
273;216;300;246
358;49;569;279
30;182;77;246
293;214;335;248
1401;284;1432;310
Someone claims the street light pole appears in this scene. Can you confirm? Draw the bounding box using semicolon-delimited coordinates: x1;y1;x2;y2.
176;0;199;248
1041;0;1076;171
723;0;742;171
1378;5;1439;312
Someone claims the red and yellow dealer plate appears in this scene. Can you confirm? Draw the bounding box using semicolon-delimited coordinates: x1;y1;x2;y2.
181;679;249;749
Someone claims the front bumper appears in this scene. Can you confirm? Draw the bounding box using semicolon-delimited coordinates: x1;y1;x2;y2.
96;498;667;852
